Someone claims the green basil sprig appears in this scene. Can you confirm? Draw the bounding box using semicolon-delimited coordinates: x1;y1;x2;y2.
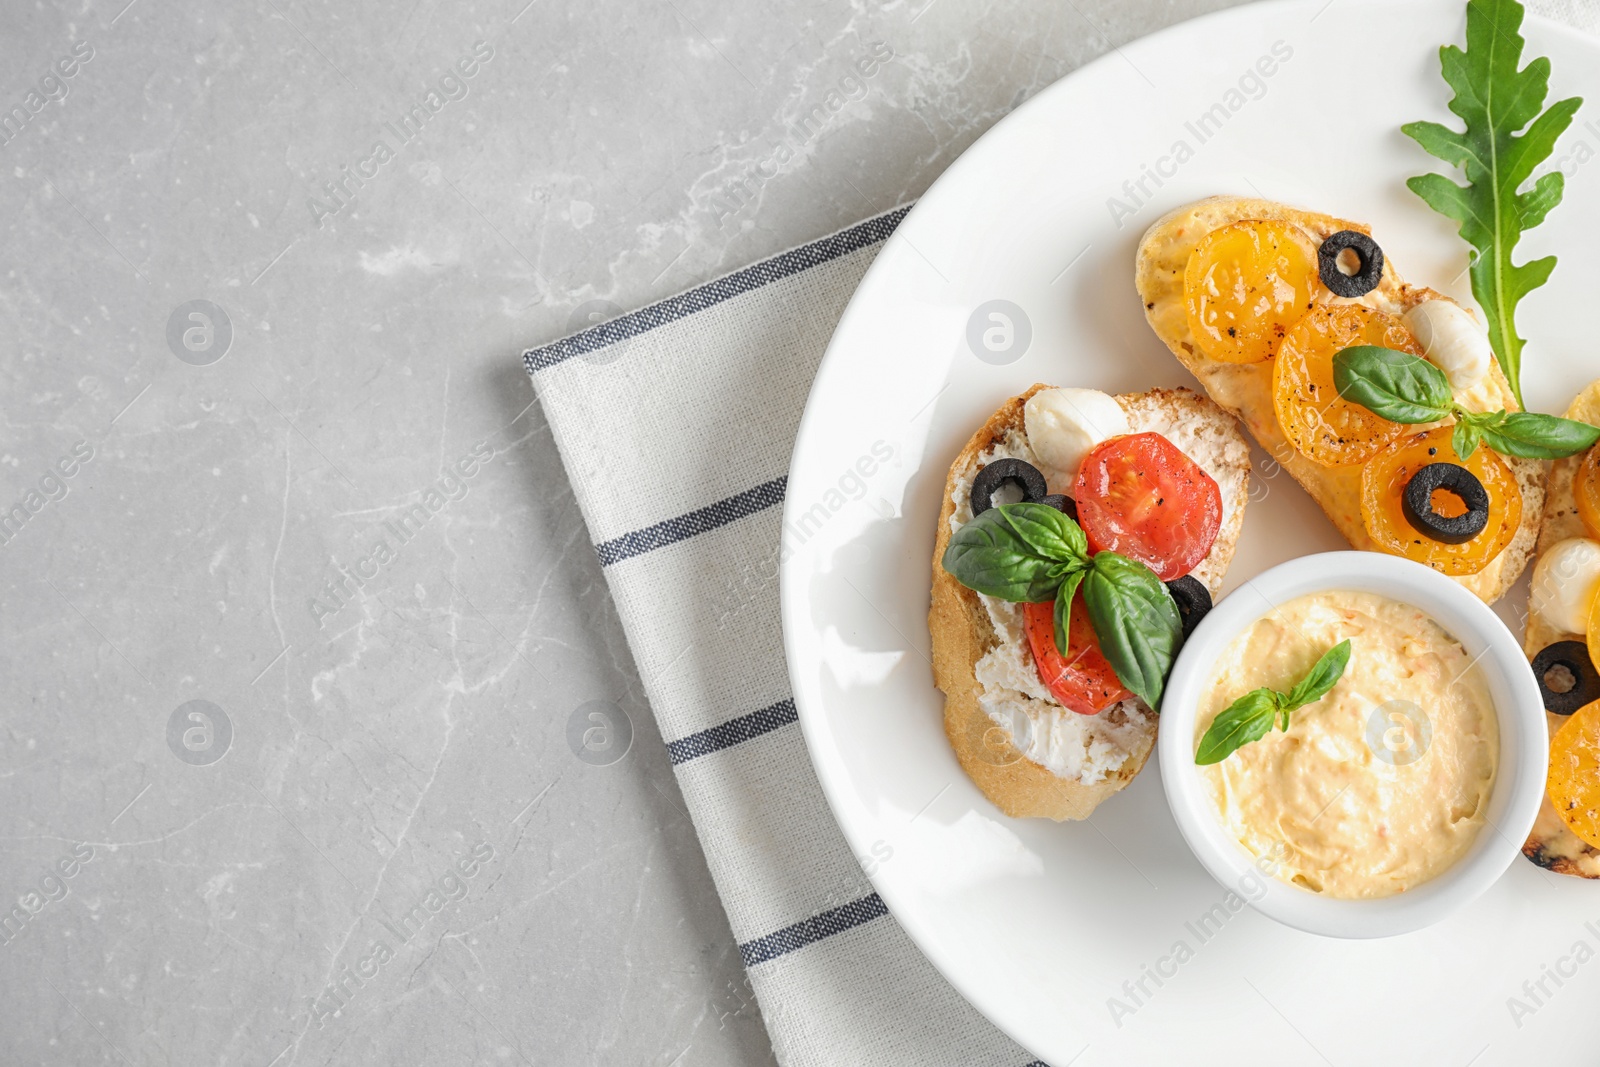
1332;346;1600;460
942;502;1181;709
940;501;1086;602
1195;639;1352;765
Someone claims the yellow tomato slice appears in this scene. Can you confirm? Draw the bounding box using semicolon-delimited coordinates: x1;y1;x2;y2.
1587;584;1600;678
1549;698;1600;851
1184;220;1322;364
1574;445;1600;541
1359;425;1521;575
1274;304;1417;467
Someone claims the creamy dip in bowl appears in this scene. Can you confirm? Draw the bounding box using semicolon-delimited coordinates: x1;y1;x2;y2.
1160;552;1546;939
1196;590;1498;900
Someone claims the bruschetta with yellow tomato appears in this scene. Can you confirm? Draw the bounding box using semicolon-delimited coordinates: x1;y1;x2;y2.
1135;195;1546;604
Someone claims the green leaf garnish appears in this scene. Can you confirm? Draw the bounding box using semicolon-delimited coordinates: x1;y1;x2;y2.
1451;417;1482;460
1082;551;1182;710
1462;409;1600;459
941;503;1084;602
1195;640;1352;765
1001;499;1088;561
1194;690;1278;767
1333;345;1454;424
1052;569;1085;657
1332;346;1599;459
1283;639;1352;709
1402;0;1582;408
941;499;1182;708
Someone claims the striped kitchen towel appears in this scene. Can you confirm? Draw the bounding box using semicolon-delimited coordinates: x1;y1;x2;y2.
522;206;1048;1066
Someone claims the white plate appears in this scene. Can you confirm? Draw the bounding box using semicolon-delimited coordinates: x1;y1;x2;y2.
779;2;1600;1063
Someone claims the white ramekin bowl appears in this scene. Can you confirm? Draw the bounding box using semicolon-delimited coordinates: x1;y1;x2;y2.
1158;551;1548;939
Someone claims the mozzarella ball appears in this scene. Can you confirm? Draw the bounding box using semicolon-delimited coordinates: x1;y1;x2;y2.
1531;538;1600;635
1402;300;1492;399
1023;387;1130;481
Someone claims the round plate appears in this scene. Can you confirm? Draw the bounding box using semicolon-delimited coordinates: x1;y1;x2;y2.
779;1;1600;1062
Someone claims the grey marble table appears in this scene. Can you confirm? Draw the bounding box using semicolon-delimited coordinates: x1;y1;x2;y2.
0;1;1262;1063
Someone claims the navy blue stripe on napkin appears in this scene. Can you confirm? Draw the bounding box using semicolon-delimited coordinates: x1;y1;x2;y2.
594;476;786;567
739;893;889;967
667;698;798;765
522;204;911;373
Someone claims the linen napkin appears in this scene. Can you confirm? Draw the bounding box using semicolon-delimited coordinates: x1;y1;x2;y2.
522;206;1049;1066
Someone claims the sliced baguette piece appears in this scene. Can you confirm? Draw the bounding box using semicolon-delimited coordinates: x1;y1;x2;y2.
1135;194;1543;605
929;384;1250;820
1522;381;1600;878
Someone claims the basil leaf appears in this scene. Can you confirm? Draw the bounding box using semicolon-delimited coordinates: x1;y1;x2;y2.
942;509;1069;602
1451;416;1483;460
1195;689;1279;766
1196;639;1352;764
1081;552;1181;710
996;502;1088;563
1471;411;1600;460
1332;346;1454;424
1282;639;1352;711
1052;570;1085;657
1401;0;1582;407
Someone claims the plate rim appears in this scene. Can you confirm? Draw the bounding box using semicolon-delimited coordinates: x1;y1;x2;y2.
778;0;1597;1057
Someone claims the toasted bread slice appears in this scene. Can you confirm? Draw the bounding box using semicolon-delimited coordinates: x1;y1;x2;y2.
929;384;1250;820
1135;195;1543;604
1522;381;1600;878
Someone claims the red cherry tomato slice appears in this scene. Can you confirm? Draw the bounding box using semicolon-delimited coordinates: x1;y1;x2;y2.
1073;433;1222;582
1022;598;1132;715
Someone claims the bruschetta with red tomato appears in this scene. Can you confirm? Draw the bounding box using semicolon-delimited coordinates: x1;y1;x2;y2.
929;384;1251;820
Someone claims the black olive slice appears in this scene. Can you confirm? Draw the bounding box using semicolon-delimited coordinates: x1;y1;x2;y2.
1165;575;1212;642
1039;494;1078;522
970;458;1048;516
1531;641;1600;716
1401;462;1489;544
1318;230;1385;298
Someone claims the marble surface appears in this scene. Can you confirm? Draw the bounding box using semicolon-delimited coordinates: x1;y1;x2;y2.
0;0;1286;1063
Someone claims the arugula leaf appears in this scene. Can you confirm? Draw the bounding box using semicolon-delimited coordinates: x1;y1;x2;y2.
1402;0;1582;407
1460;409;1600;459
1333;346;1454;423
1195;640;1352;765
1052;570;1085;657
942;503;1085;602
1082;552;1181;709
